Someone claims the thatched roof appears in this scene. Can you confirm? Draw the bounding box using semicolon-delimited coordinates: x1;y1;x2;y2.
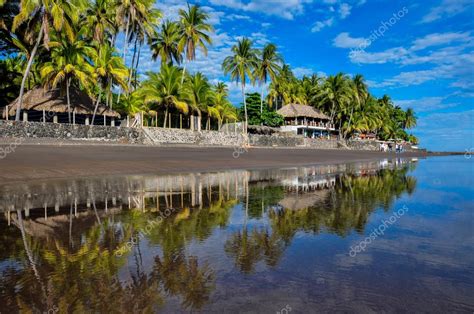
277;104;329;120
278;190;329;210
2;87;120;118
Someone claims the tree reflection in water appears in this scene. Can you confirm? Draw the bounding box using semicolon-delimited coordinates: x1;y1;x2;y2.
0;160;418;312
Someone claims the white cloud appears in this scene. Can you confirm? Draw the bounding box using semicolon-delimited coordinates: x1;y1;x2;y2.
338;3;352;19
394;97;458;112
311;18;334;32
209;0;313;20
292;67;314;78
350;47;408;64
410;32;472;51
333;32;368;48
422;0;474;23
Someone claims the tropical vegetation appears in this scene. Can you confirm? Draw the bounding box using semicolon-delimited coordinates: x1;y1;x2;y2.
0;0;418;142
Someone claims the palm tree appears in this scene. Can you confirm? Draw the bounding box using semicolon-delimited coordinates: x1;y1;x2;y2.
139;65;188;128
12;0;83;121
91;44;129;124
344;74;368;138
150;20;183;66
126;1;160;91
40;37;94;123
85;0;116;45
316;73;352;127
178;4;213;83
222;38;258;133
255;43;282;114
404;108;417;129
182;72;212;130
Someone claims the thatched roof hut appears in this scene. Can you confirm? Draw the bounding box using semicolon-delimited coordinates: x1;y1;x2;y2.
278;190;329;210
277;104;329;120
2;87;120;119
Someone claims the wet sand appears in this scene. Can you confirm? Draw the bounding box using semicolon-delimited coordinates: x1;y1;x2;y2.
0;143;434;183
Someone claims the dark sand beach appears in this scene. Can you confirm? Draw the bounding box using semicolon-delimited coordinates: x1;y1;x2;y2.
0;142;432;183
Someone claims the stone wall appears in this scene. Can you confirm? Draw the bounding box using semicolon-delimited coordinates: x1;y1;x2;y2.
249;134;305;147
0;120;143;143
143;127;243;146
0;120;413;151
304;138;340;149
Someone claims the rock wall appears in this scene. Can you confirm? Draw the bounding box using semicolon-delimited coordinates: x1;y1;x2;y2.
0;121;409;151
249;134;305;147
0;120;143;143
304;138;340;149
143;127;243;146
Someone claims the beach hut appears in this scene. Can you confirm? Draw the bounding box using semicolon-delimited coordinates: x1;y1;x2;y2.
277;104;338;138
2;87;120;125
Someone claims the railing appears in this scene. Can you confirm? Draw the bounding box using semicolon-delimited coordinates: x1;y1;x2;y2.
284;121;335;129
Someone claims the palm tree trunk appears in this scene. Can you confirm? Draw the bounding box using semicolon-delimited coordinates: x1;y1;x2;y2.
134;43;142;88
66;77;71;123
181;49;188;84
117;14;130;106
163;107;168;128
91;89;102;125
344;106;354;139
16;21;45;121
127;37;138;91
260;84;264;126
242;84;248;134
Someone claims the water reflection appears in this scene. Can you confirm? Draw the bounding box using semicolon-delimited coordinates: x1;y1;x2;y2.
0;159;422;312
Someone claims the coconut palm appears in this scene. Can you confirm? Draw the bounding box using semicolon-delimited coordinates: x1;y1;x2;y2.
139;65;188;128
150;20;183;66
182;72;213;130
90;44;128;124
343;74;368;138
316;73;352;127
222;38;258;133
85;0;116;45
40;36;94;123
178;4;213;83
255;43;282;114
12;0;84;121
404;108;417;129
126;1;160;90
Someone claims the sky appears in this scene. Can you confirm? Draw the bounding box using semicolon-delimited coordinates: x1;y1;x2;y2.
127;0;474;152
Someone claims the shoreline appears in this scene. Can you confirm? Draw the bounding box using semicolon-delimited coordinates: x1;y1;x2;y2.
0;142;447;184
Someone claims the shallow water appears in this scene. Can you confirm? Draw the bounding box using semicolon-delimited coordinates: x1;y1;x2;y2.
0;157;473;313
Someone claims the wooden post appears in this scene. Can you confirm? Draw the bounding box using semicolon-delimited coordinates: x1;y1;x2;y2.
169;113;172;128
23;111;28;122
190;116;194;130
127;115;129;127
180;114;182;129
85;117;90;125
103;114;106;126
155;112;158;127
5;105;8;121
42;109;46;122
53;115;58;123
73;109;76;125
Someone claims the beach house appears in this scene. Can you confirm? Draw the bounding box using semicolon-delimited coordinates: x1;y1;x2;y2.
276;104;338;138
2;87;120;126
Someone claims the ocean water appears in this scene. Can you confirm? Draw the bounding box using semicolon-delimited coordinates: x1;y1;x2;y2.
0;156;472;313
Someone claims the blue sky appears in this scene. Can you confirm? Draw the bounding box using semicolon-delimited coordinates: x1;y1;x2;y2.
131;0;474;151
